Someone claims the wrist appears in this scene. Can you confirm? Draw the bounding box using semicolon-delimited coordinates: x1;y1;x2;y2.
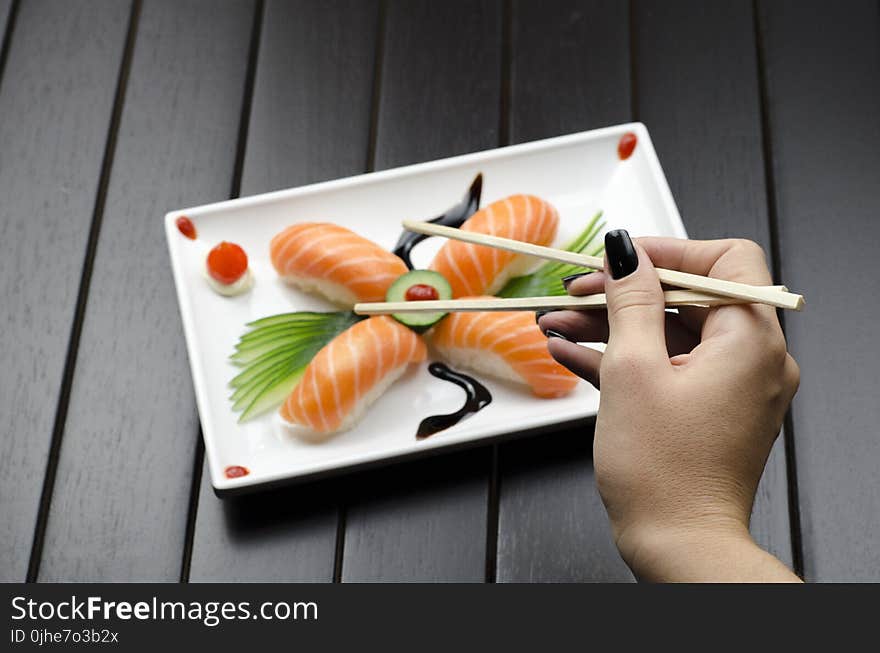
617;518;800;583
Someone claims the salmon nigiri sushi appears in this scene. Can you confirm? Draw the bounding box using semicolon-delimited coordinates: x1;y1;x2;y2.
270;222;408;305
280;316;426;439
430;301;579;398
430;195;559;297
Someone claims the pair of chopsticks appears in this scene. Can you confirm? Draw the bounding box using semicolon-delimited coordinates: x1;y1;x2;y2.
354;221;805;315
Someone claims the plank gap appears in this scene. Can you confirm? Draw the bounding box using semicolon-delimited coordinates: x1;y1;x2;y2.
751;0;804;578
497;0;511;147
628;0;639;121
0;0;20;95
179;436;204;582
364;0;387;173
179;0;266;582
332;505;346;583
484;445;500;582
25;0;142;583
331;0;387;584
484;0;513;583
229;0;265;200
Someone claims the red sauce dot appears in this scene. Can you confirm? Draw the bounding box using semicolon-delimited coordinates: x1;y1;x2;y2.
176;216;197;239
225;465;249;479
618;132;637;160
207;241;248;285
405;284;440;301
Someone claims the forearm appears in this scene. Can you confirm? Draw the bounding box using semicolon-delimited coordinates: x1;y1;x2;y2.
622;523;802;583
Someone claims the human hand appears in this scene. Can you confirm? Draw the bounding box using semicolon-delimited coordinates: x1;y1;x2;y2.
538;230;801;582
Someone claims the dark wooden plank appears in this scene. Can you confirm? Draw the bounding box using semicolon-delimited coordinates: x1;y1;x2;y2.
37;0;255;581
758;0;880;581
239;0;380;195
498;425;630;581
341;450;493;581
495;0;633;582
507;0;631;143
190;467;343;582
0;1;12;49
339;0;502;582
188;0;380;582
633;0;793;568
370;0;501;166
0;0;131;582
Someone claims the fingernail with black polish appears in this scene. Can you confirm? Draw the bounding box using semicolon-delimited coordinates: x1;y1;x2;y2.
536;309;561;324
561;272;588;289
545;329;573;342
605;229;638;279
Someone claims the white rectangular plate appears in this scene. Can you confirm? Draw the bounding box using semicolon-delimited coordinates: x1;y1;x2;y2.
165;122;686;494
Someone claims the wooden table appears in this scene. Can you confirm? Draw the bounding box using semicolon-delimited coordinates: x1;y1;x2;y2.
2;0;878;582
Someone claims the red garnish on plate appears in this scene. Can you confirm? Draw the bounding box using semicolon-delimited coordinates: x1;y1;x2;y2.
617;132;637;160
176;216;197;239
404;284;440;301
224;465;249;479
207;241;248;285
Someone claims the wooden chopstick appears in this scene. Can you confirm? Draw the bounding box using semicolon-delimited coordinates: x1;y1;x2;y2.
355;289;785;315
401;220;805;311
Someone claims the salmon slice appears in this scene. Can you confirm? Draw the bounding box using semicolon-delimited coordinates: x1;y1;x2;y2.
429;195;559;298
270;222;408;305
280;316;427;436
430;301;579;398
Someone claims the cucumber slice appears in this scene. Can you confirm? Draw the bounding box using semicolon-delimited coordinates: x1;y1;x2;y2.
229;310;362;421
385;269;453;333
230;340;295;365
238;322;326;343
232;359;300;411
230;348;305;390
244;311;330;328
235;325;328;351
239;369;306;422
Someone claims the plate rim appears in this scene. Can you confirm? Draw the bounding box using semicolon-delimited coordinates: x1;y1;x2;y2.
164;122;686;493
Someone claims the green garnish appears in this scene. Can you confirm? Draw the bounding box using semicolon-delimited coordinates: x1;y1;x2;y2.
229;311;362;422
497;211;605;298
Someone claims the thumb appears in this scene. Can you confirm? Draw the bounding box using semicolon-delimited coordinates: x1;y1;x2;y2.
603;230;668;364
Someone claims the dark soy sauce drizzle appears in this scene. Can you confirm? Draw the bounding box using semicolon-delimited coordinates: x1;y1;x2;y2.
417;362;492;439
393;173;483;269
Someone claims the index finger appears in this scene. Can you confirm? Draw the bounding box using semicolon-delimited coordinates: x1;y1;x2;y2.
634;236;782;343
635;237;773;286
